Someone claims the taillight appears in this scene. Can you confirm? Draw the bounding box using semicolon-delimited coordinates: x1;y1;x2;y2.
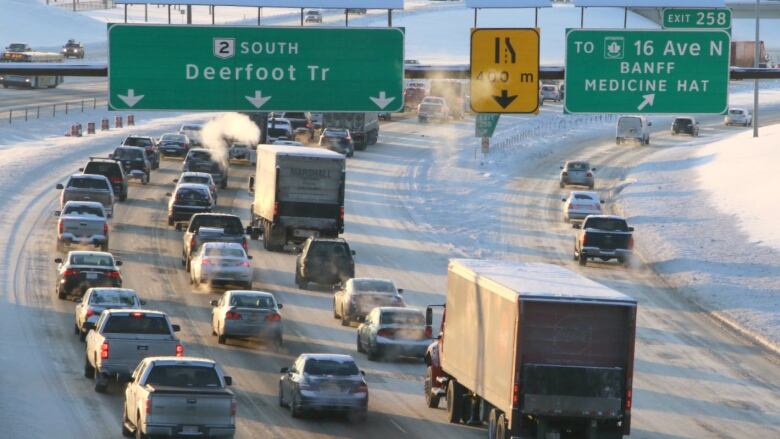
626;389;632;410
230;399;237;416
64;268;80;277
377;328;393;337
627;235;635;250
175;344;184;357
582;234;588;247
190;236;197;251
265;312;282;322
145;396;153;415
241;261;250;267
57;220;64;235
225;311;242;320
110;176;122;183
512;383;519;406
339;206;345;221
351;383;368;394
85;307;95;318
273;202;279;218
424;326;432;338
241;238;248;252
103;223;109;235
201;258;211;266
106;271;121;279
100;341;109;359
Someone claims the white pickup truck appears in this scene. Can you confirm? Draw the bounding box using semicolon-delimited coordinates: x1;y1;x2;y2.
122;357;236;439
56;201;109;252
84;309;182;393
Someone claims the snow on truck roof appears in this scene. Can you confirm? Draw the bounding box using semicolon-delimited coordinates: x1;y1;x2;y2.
257;144;345;159
449;259;636;304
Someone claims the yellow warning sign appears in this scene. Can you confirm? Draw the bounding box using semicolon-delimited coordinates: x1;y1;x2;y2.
470;28;540;113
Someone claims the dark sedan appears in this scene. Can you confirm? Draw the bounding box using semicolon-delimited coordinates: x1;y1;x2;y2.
167;183;214;227
54;251;123;300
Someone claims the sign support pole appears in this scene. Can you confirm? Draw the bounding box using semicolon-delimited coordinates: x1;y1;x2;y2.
187;5;192;24
168;5;171;24
580;7;585;28
388;9;392;27
474;8;478;28
346;9;349;27
124;4;127;23
300;8;304;26
754;0;761;137
623;8;627;28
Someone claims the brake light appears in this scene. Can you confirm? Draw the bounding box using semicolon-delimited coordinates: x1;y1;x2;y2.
626;389;632;410
145;396;153;415
201;258;211;266
106;271;121;279
582;234;589;247
512;383;519;405
85;307;95;318
265;312;282;322
424;326;433;338
351;382;368;394
63;268;80;277
230;399;237;416
241;238;248;252
100;341;109;359
103;223;109;235
58;220;64;235
190;236;197;251
131;312;144;317
175;344;184;357
339;206;345;221
377;328;393;337
241;261;251;267
110;176;122;183
225;311;242;320
627;235;635;250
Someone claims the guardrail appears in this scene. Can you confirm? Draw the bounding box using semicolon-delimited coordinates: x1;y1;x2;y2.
48;0;115;11
488;113;617;156
0;97;107;124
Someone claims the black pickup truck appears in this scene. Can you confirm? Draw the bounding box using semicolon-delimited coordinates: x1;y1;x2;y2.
573;215;634;266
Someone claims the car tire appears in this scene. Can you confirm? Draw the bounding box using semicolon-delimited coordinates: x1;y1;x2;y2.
167;216;174;226
424;366;440;408
278;383;287;408
446;380;464;424
341;311;350;327
57;287;66;300
290;395;303;418
356;334;364;353
79;329;87;343
367;342;380;361
218;333;227;345
120;192;127;202
578;251;587;266
250;227;261;241
94;367;108;393
84;356;95;379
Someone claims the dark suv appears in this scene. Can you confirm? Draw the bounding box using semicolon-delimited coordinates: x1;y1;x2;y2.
81;158;128;201
111;147;151;184
183;148;229;189
121;136;160;169
295;237;356;289
167;183;214;226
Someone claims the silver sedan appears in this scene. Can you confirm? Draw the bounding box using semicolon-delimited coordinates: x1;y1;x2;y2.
190;242;253;289
74;288;143;341
211;290;283;346
333;278;405;326
560;161;595;189
356;307;432;361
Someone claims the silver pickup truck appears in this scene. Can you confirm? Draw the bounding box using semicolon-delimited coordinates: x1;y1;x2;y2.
84;309;182;393
57;174;115;217
122;357;236;439
56;201;109;252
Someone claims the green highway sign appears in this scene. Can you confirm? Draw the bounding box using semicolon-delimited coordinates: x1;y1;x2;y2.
108;24;404;112
475;113;500;137
663;8;731;29
565;29;730;114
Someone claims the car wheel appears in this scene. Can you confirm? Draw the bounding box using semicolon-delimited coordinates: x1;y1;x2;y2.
120;192;127;202
278;383;287;408
366;342;380;361
218;329;227;344
446;380;464;424
94;367;108;393
57;287;66;300
250;226;260;241
167;216;174;226
79;328;87;342
83;356;95;378
356;334;364;353
578;251;587;266
290;395;303;418
424;366;440;408
186;257;191;272
341;310;350;327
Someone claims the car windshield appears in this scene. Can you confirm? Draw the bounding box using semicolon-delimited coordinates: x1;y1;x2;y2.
84;162;122;178
380;311;424;326
566;162;589;171
192;216;243;234
68;177;109;190
542;86;556;92
303;358;359;376
69;253;114;266
618;117;641;129
308;242;350;259
352;279;395;294
113;148;143;160
585;218;629;231
231;143;249;149
324;130;348;138
161;134;186;143
103;315;170;334
63;204;104;217
230;294;274;308
8;43;28;51
146;365;221;387
729;110;744;115
188;151;212;161
123;137;153;147
268;128;291;138
89;290;136;306
573;194;595;201
420;104;442;113
182;176;210;185
176;188;209;202
181;125;201;131
204;247;245;258
675;119;693;127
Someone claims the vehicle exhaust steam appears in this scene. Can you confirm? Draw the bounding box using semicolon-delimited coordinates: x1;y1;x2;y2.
200;113;260;164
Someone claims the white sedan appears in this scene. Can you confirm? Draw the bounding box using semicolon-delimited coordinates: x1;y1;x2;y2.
562;191;605;222
74;288;143;341
190;242;253;289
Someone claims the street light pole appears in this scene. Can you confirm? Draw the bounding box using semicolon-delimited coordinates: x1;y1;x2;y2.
753;0;760;137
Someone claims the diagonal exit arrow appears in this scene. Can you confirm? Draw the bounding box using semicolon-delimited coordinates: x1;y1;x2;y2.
117;89;144;107
637;93;655;111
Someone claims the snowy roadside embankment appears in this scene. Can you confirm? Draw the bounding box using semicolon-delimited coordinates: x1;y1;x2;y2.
616;116;780;353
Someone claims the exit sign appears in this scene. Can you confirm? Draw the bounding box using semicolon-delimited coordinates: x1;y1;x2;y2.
663;8;731;29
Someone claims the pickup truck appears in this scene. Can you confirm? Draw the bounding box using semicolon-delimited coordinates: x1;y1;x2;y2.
84;309;183;393
56;201;109;252
182;213;249;272
57;174;115;217
122;357;236;439
573;215;635;267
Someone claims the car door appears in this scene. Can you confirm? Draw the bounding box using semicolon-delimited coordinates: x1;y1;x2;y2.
76;291;90;327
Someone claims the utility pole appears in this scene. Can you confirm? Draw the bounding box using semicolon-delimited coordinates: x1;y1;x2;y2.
753;0;761;137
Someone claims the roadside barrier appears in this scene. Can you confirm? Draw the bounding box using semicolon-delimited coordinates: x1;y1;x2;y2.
127;115;135;126
101;118;109;130
87;122;96;134
1;97;104;124
115;115;123;128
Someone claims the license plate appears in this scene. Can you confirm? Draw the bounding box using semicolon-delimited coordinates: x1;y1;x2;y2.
86;273;98;280
182;426;198;434
293;229;318;238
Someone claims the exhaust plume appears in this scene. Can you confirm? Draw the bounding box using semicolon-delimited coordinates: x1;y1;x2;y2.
200;113;261;164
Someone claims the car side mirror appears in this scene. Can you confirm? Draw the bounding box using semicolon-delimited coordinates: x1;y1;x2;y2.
224;376;232;386
173;178;179;183
277;303;283;309
54;257;63;264
175;223;183;232
165;192;172;197
397;288;404;294
247;255;253;260
78;167;84;172
360;370;366;376
115;260;123;266
140;300;147;305
280;367;289;374
54;211;61;217
600;200;605;204
56;184;64;190
172;324;181;332
561;198;567;202
210;300;219;306
572;224;581;229
628;227;635;232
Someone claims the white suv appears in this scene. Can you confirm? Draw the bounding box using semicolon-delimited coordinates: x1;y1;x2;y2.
724;108;752;127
